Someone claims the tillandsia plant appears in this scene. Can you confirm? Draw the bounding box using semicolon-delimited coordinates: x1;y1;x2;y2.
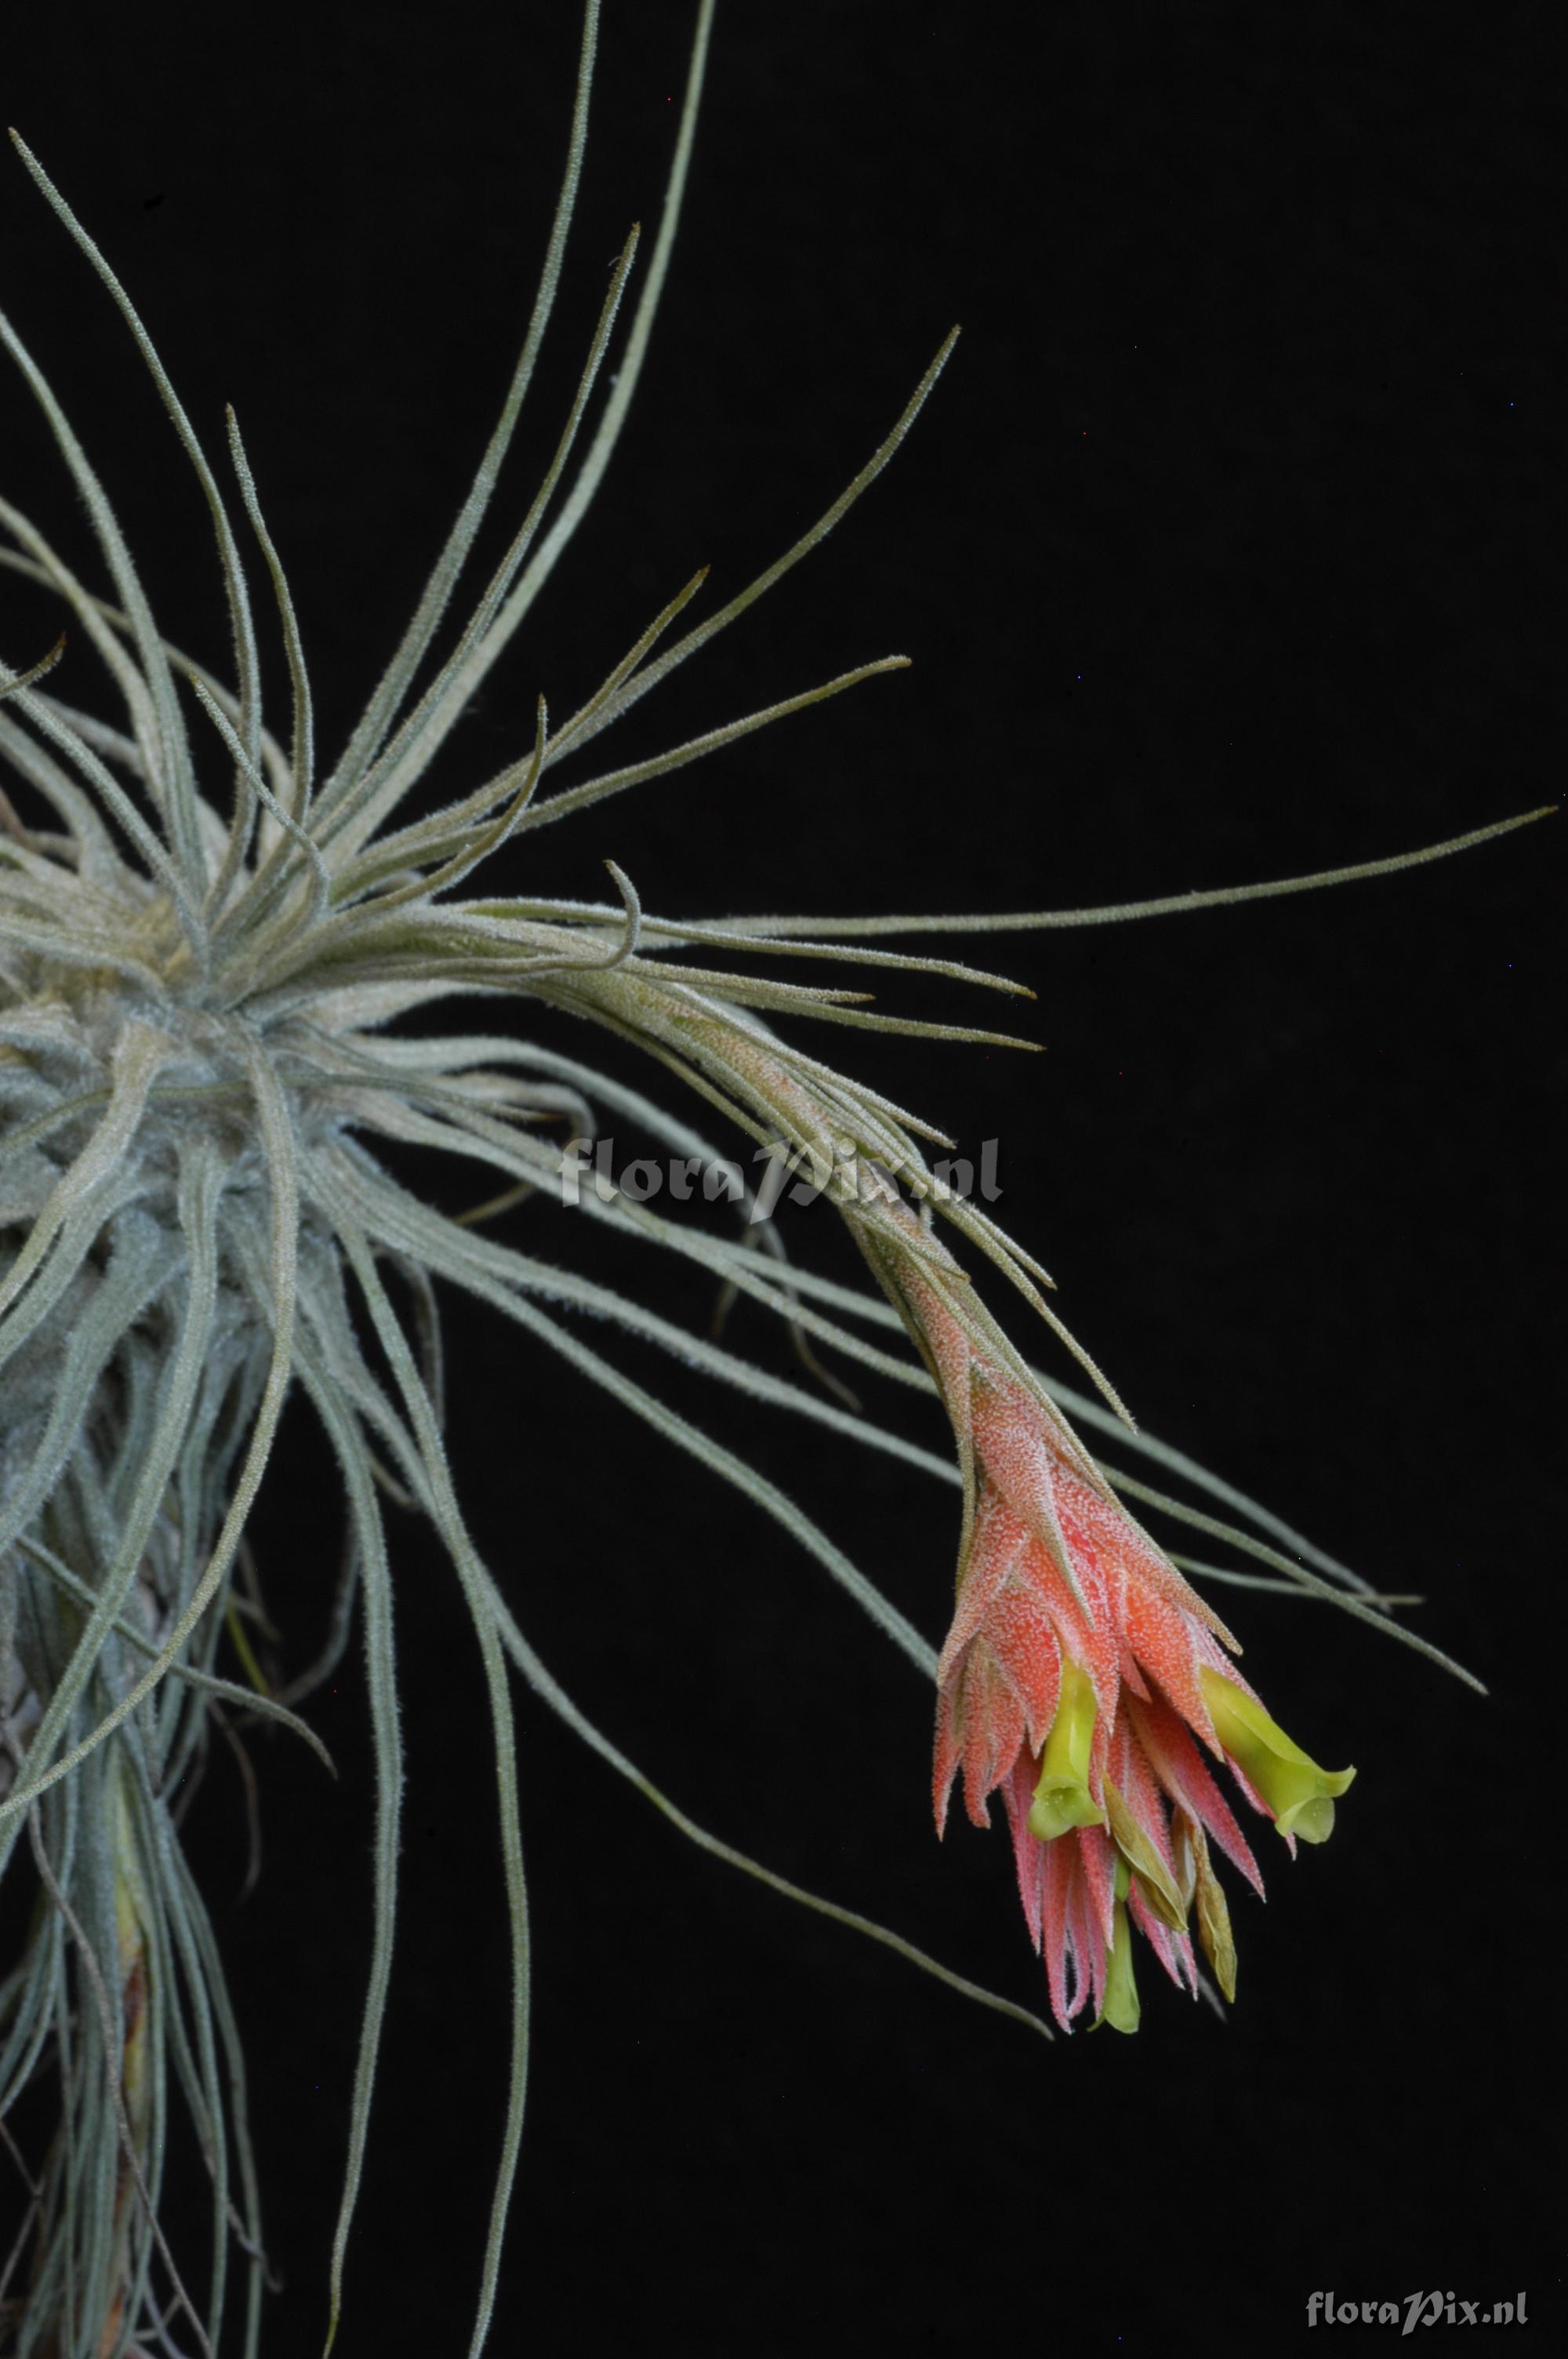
0;2;1549;2353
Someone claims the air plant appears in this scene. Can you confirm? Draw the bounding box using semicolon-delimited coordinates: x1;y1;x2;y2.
0;3;1547;2353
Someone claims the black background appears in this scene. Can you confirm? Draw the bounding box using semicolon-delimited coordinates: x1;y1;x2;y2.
2;3;1559;2353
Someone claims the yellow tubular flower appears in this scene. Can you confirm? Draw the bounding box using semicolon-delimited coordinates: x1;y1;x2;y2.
1104;1780;1188;1933
1028;1658;1107;1841
1198;1669;1356;1845
1097;1858;1141;2034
